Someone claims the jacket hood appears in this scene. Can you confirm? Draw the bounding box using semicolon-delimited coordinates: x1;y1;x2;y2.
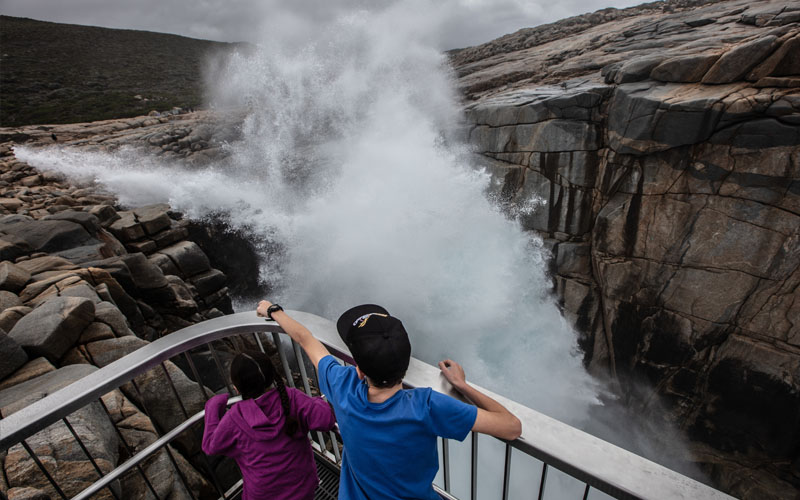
229;390;286;440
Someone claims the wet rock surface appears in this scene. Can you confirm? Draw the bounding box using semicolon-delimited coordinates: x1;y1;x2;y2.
455;0;799;497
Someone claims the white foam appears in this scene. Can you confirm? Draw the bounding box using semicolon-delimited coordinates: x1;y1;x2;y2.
15;2;599;422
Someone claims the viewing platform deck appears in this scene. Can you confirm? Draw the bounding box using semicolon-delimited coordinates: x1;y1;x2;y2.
0;311;735;499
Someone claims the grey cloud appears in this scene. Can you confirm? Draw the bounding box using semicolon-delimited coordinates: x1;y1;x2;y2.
0;0;641;49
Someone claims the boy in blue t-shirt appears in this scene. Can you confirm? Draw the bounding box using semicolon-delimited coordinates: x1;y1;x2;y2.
257;301;522;500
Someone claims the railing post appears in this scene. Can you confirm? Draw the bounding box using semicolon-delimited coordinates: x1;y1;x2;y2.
442;437;451;493
471;432;478;500
271;331;296;389
209;342;235;395
538;463;549;500
502;443;511;500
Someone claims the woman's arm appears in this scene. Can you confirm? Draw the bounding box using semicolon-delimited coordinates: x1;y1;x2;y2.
291;389;337;432
439;359;522;441
202;394;238;455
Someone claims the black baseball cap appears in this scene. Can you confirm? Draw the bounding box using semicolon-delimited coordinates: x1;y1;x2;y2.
336;304;411;384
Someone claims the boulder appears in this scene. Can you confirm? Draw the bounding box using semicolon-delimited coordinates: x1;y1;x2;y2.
41;210;101;236
606;54;667;84
0;290;23;310
189;269;227;297
108;211;145;242
0;262;31;293
93;301;134;338
0;306;31;333
7;487;51;500
702;35;779;84
8;296;95;362
0;357;55;391
746;34;800;81
148;252;180;276
156;241;211;278
26;277;102;308
88;204;120;227
0;330;28;380
151;225;189;249
0;215;97;254
0;235;31;262
132;204;172;235
119;253;168;290
14;255;76;276
78;321;116;343
650;53;720;82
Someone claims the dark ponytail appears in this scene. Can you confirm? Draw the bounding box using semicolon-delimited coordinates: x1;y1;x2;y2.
230;350;299;436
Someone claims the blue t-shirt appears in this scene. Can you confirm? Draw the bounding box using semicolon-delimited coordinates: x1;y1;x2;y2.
318;355;477;500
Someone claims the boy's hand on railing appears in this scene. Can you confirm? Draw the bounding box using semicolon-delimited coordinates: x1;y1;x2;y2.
438;359;468;391
256;300;273;318
439;358;522;441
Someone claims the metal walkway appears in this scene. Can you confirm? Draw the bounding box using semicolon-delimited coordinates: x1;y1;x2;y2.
315;453;341;500
0;310;734;500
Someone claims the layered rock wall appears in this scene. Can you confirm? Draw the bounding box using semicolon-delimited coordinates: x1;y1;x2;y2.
457;0;799;496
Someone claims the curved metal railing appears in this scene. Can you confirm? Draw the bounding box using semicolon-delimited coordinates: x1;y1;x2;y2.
0;310;733;500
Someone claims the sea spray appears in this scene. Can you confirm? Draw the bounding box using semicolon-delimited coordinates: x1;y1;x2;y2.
15;2;600;425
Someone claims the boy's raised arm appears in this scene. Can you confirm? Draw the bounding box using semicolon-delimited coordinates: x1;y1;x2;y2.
257;300;331;370
439;359;522;441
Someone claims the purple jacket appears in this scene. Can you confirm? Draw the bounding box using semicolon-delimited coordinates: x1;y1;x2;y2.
202;388;336;500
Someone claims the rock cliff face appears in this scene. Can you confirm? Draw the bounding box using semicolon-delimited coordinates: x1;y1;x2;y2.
452;0;799;497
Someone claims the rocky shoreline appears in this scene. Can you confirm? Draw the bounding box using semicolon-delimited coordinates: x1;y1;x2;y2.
0;116;240;499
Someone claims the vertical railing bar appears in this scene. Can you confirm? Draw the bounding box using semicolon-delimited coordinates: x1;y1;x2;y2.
442;437;451;493
291;339;327;450
501;442;512;500
61;416;121;500
271;332;296;389
98;397;161;500
253;331;266;353
329;429;342;463
583;484;591;500
129;378;201;500
307;358;328;450
183;351;211;400
537;463;549;500
470;432;478;500
21;439;69;500
209;342;235;395
160;363;190;420
292;339;313;396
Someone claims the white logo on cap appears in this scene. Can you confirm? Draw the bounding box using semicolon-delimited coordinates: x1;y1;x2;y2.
354;313;388;328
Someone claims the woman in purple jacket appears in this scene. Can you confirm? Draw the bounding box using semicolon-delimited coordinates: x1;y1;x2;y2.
202;351;336;500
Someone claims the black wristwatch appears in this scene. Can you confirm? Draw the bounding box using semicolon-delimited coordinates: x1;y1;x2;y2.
266;304;284;320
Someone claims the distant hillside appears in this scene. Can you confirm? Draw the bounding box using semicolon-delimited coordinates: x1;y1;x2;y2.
0;16;242;127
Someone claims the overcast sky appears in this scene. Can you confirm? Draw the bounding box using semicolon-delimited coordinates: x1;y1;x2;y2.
0;0;643;49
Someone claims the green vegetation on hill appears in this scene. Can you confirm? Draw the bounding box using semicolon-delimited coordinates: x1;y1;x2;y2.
0;16;241;127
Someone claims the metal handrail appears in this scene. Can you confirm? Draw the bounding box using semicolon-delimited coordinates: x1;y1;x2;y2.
0;310;733;500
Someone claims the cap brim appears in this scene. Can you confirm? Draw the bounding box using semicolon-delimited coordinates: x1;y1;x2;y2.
336;304;389;344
